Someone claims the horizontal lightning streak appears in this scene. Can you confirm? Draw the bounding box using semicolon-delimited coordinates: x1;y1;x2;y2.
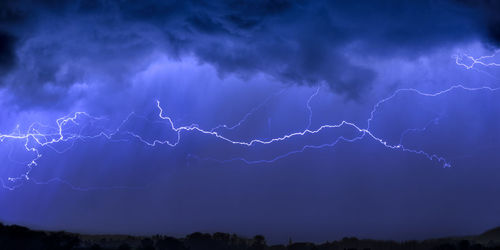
454;50;500;70
1;52;499;191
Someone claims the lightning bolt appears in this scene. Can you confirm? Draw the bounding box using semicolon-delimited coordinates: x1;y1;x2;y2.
1;52;499;191
210;89;286;132
454;49;500;70
306;87;321;130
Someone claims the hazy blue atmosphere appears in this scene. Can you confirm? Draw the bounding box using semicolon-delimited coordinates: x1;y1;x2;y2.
1;0;500;244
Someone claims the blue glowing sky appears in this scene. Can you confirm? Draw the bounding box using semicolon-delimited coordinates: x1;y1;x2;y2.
1;0;500;243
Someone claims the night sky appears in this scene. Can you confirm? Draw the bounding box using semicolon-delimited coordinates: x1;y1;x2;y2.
1;0;500;244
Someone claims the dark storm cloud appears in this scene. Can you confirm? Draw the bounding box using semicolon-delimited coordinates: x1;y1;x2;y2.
454;0;500;46
0;0;498;106
0;31;16;75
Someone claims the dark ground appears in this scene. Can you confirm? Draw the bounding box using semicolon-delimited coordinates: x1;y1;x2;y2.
1;222;500;250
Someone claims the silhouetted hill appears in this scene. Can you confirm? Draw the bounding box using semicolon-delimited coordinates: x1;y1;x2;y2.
1;222;500;250
452;227;500;246
481;227;500;240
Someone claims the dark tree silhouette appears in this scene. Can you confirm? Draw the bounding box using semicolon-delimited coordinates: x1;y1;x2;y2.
1;222;500;250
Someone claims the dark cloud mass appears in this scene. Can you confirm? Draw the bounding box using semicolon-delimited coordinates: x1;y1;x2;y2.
454;0;500;46
0;0;497;106
0;31;16;74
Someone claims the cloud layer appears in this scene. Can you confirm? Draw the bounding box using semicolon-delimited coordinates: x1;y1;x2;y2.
0;0;497;108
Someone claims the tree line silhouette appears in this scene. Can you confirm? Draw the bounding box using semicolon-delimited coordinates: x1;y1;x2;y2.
1;223;499;250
